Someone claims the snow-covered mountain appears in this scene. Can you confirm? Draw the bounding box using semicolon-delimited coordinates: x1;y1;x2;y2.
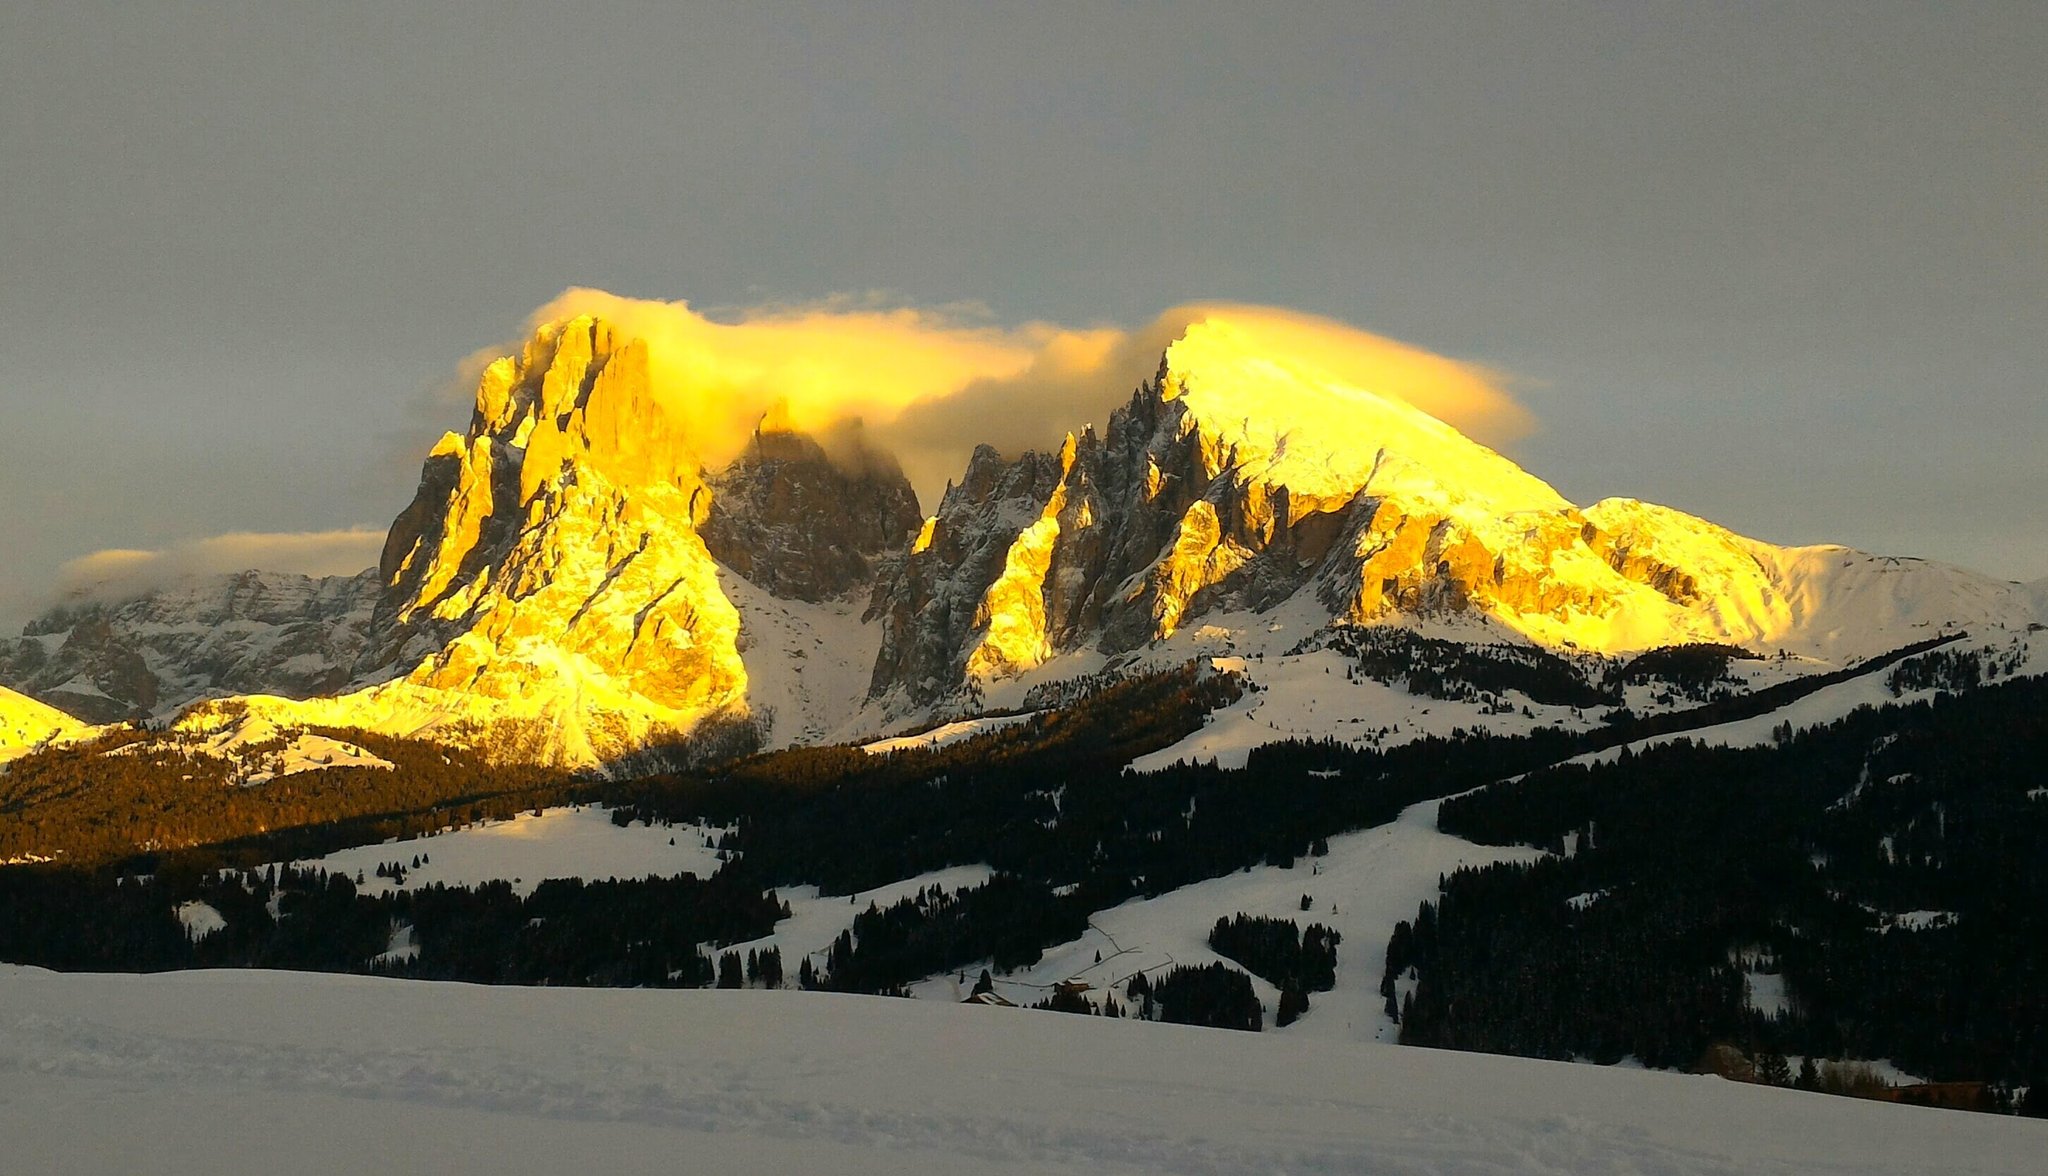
11;307;2036;769
155;316;923;767
0;570;380;723
866;317;2037;707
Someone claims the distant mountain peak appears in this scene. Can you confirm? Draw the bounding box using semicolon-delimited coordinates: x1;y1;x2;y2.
13;306;2032;768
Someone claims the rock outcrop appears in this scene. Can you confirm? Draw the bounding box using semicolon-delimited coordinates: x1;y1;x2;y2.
330;315;750;765
700;425;921;603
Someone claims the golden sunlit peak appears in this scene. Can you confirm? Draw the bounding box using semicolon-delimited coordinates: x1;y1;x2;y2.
485;289;1540;510
756;397;800;436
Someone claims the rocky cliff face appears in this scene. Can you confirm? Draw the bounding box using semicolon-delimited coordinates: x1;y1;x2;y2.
700;426;921;603
324;315;750;765
192;315;921;767
0;570;381;723
862;317;2034;706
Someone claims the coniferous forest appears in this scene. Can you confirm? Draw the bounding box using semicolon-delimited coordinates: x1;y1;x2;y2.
1389;674;2048;1112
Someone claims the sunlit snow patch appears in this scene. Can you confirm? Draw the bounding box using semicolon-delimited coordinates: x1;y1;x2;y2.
861;713;1038;755
174;900;226;941
282;806;730;898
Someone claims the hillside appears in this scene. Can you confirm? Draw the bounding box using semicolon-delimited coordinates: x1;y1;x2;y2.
0;686;82;765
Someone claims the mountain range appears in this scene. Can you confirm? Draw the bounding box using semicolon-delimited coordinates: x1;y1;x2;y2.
4;309;2041;768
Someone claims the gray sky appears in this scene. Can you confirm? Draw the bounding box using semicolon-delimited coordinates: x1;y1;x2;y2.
3;2;2043;628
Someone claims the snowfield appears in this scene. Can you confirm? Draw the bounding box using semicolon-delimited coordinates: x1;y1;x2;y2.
3;965;2038;1175
285;806;729;897
861;712;1040;755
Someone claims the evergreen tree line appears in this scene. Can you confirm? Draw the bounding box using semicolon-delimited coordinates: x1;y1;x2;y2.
1125;963;1263;1032
1885;646;1985;695
1389;674;2048;1111
1208;913;1340;1026
1312;628;1762;711
0;725;583;869
0;861;787;987
0;634;1976;1039
802;875;1092;994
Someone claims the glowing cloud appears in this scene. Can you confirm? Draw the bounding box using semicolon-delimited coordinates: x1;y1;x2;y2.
506;291;1535;507
55;528;386;602
1158;303;1535;445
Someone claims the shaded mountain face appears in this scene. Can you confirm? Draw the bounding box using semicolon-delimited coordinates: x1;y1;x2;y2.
14;309;2031;767
0;570;381;722
700;428;922;603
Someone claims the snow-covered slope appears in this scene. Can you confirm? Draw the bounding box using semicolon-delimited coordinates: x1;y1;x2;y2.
911;795;1543;1045
4;965;2037;1175
126;706;394;786
0;686;84;763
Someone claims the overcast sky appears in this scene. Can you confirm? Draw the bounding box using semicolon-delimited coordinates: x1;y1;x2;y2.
3;2;2043;628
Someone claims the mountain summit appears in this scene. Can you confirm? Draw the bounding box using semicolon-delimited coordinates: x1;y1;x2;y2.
6;308;2036;766
866;316;2031;703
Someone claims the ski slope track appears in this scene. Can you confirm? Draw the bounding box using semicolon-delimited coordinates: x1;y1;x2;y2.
3;966;2038;1176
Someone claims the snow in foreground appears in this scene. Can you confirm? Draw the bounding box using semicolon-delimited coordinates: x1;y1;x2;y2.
3;967;2038;1176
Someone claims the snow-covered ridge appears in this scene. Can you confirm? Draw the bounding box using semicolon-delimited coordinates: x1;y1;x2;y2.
859;712;1038;755
869;312;2038;723
1164;316;1570;517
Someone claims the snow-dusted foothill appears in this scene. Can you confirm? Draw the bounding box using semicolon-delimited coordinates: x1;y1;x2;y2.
0;685;85;764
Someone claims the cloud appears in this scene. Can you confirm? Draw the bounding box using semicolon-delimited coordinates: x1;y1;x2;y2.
527;288;1105;493
1160;303;1536;445
450;290;1536;509
875;302;1538;502
55;528;386;604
